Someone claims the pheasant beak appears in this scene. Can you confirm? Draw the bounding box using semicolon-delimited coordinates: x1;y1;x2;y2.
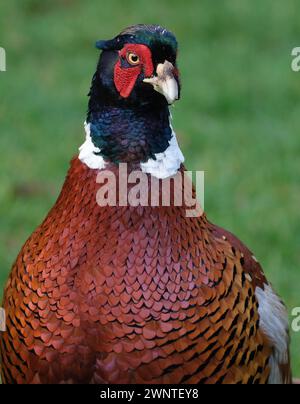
143;61;179;105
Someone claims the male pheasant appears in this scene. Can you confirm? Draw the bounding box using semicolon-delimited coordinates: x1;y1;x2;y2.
0;25;292;384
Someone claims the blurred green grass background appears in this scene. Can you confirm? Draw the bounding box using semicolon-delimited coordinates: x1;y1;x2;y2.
0;0;299;376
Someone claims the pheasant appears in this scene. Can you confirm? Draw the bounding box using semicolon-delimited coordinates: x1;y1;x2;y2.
0;24;291;384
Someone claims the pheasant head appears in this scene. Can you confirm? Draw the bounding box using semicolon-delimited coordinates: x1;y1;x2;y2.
83;24;184;175
94;24;180;105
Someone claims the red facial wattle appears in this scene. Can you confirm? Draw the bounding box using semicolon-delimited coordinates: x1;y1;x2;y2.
114;44;154;98
114;63;141;98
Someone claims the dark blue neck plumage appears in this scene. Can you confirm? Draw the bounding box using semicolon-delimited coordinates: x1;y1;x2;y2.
87;72;172;164
88;106;172;163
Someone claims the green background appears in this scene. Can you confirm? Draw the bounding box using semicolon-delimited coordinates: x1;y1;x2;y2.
0;0;299;377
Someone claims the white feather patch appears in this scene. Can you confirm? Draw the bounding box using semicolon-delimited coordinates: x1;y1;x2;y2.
79;122;106;170
255;284;290;384
79;120;184;179
140;125;184;179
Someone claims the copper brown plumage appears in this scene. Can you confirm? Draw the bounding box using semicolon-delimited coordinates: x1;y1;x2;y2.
0;24;292;384
0;161;289;384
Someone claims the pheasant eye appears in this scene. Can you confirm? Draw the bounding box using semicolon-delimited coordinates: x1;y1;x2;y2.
126;52;140;65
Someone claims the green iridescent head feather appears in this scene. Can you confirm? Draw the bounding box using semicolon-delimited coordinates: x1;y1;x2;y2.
96;24;178;55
